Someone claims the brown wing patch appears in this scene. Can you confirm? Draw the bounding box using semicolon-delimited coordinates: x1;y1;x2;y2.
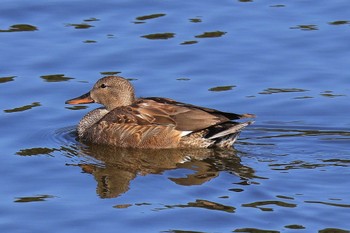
101;105;176;126
143;97;248;120
134;104;177;126
135;98;232;131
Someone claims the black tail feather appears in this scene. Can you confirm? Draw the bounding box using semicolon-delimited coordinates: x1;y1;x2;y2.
205;121;254;148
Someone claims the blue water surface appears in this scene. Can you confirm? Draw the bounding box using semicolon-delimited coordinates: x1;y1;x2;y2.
1;0;349;232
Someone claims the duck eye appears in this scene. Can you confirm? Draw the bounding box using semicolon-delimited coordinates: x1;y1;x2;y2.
100;84;107;88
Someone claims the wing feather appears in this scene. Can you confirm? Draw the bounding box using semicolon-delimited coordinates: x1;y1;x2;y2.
134;98;234;131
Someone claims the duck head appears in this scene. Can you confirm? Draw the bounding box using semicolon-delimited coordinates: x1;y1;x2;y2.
66;76;136;110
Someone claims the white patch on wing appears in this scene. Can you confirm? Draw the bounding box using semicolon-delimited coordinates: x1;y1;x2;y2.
136;114;144;119
139;102;150;107
180;131;192;137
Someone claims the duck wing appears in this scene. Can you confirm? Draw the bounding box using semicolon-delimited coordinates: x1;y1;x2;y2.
133;97;253;132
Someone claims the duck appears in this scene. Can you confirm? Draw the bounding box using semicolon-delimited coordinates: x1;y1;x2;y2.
65;76;255;149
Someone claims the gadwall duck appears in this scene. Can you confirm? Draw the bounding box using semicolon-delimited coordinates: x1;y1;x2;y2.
66;76;255;148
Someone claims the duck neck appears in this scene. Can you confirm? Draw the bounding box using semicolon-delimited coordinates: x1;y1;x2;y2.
106;87;136;111
77;108;109;138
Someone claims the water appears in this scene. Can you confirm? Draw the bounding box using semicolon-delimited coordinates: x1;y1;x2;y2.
1;0;349;232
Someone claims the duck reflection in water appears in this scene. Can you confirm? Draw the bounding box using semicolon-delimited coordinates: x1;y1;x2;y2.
73;145;255;198
15;132;255;199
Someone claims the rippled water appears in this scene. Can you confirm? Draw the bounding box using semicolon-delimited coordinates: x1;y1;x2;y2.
1;0;349;232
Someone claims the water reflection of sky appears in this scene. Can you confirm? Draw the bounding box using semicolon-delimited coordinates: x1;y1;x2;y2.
0;0;350;232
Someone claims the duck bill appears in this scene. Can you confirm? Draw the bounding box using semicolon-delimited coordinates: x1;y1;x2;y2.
65;92;95;105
